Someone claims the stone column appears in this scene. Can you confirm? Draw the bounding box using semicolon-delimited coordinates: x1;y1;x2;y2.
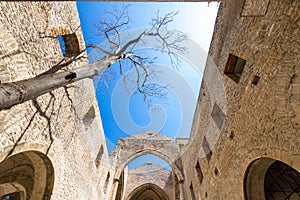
109;178;120;200
179;180;186;200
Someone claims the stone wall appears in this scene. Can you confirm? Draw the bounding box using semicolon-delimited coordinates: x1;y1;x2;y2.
1;1;299;200
181;0;300;199
123;163;174;200
0;2;111;199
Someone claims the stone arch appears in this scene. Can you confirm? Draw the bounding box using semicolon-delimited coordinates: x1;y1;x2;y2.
0;150;54;200
114;149;184;181
0;182;27;200
244;157;300;200
126;183;170;200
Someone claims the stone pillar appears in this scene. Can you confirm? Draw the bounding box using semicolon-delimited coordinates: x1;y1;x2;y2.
109;178;120;200
179;180;186;200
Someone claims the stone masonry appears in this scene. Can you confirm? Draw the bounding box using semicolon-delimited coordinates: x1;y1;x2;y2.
0;0;300;200
0;2;111;199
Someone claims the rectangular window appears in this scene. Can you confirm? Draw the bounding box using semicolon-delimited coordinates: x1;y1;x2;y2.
146;163;153;170
95;145;104;167
202;136;212;162
57;33;80;57
211;103;226;130
224;54;246;83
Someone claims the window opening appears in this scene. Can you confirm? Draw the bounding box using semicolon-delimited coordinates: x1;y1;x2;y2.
252;75;260;85
146;163;153;170
148;133;153;138
95;145;104;167
264;161;300;199
211;103;226;130
202;136;212;162
195;161;203;184
83;105;96;128
57;33;80;57
224;54;246;83
214;167;219;176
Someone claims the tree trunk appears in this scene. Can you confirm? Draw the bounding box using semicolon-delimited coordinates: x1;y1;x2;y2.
0;56;119;110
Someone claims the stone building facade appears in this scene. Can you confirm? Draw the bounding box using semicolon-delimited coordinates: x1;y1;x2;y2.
0;2;112;199
0;0;299;200
181;0;300;199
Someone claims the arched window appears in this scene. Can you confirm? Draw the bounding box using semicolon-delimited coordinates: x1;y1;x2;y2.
244;158;300;200
264;161;300;199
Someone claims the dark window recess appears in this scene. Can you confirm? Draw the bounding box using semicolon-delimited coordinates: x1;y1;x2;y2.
229;131;235;140
190;183;196;200
57;33;80;57
265;161;300;200
211;103;226;130
148;133;153;138
202;136;212;162
1;193;20;200
83;105;96;128
214;167;219;176
95;145;104;167
146;163;153;170
252;75;260;85
195;161;204;184
224;54;246;83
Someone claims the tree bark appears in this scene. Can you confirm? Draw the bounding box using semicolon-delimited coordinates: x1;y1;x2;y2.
0;56;120;110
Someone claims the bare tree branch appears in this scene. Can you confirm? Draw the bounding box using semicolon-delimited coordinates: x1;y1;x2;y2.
0;6;187;110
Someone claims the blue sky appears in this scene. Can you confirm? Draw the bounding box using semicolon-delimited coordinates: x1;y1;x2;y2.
76;2;218;169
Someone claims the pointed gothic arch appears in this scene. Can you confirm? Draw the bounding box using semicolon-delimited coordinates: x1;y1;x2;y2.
0;151;54;200
244;157;300;200
126;183;170;200
114;149;184;181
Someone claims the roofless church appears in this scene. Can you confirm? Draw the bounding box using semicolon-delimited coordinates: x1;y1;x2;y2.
0;0;299;199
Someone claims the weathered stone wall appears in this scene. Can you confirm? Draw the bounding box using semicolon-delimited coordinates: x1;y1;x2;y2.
181;0;300;199
0;2;111;199
1;1;299;200
111;132;184;182
123;163;174;200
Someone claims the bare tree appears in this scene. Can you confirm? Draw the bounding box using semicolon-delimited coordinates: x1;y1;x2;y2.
0;6;187;110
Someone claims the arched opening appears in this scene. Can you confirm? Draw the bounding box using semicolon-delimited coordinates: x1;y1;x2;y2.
244;157;300;200
127;183;170;200
116;154;174;200
0;151;54;200
115;149;184;181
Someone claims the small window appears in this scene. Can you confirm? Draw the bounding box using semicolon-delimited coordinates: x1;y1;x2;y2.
224;54;246;83
95;145;104;167
83;105;96;129
211;103;226;130
148;133;153;138
1;193;20;200
146;163;153;170
252;75;260;85
195;161;203;184
57;33;80;57
202;136;212;162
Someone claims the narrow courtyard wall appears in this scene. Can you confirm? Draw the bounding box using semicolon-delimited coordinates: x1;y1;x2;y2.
0;2;112;199
182;0;300;199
